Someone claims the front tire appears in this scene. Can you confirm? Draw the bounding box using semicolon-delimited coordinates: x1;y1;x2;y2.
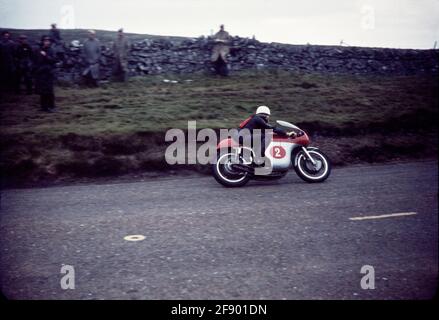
212;152;250;187
294;149;331;183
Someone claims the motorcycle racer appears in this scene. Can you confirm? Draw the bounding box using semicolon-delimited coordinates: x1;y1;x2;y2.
239;106;296;165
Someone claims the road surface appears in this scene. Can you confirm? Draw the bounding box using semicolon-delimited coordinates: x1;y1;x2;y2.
0;161;437;299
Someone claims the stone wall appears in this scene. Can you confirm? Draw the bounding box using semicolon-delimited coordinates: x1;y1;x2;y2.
57;36;439;82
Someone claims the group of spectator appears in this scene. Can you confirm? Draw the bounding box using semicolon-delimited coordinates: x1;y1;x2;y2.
81;28;130;86
0;25;131;112
1;24;231;113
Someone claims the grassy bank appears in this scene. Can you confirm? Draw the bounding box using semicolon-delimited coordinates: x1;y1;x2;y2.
1;70;437;187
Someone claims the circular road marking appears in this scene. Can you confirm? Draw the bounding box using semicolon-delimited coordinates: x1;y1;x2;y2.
124;235;146;242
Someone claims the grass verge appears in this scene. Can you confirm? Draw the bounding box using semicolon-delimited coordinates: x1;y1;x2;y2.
1;70;437;187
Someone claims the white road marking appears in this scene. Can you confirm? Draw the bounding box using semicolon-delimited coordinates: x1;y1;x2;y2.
349;212;417;221
124;235;146;241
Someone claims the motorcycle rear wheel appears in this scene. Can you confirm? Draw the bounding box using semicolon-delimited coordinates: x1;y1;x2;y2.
212;152;251;187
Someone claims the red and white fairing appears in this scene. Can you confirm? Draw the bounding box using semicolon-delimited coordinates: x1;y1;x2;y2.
216;120;310;170
212;120;331;187
217;133;309;168
265;132;310;170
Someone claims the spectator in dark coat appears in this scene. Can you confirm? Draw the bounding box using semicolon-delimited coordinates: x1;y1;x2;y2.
49;23;65;61
14;35;33;94
49;24;62;45
0;30;17;92
34;35;57;112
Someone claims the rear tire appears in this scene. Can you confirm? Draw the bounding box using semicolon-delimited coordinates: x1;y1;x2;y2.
212;152;250;187
294;149;331;183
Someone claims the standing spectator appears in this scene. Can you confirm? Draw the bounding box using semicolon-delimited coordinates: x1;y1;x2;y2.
82;30;101;87
49;23;65;61
34;36;57;112
211;24;231;63
210;24;232;76
14;35;33;94
0;30;17;92
112;28;130;82
49;23;62;45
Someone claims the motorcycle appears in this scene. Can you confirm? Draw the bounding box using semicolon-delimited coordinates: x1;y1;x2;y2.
212;120;331;187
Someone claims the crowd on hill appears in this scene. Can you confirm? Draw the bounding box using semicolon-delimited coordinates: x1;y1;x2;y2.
0;24;231;113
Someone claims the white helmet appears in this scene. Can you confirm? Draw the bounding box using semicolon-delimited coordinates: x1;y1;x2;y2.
256;105;271;115
71;40;81;47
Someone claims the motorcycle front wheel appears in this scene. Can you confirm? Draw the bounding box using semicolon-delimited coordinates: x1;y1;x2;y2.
294;149;331;183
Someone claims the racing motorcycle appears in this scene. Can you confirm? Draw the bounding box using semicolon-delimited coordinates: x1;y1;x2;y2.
212;120;331;187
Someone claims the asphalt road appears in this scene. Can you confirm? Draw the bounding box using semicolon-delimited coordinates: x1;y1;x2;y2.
0;161;437;300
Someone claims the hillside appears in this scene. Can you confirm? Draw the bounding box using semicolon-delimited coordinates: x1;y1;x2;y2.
1;69;437;187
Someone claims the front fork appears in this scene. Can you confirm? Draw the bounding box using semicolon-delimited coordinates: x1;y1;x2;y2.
301;147;317;165
294;147;318;167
